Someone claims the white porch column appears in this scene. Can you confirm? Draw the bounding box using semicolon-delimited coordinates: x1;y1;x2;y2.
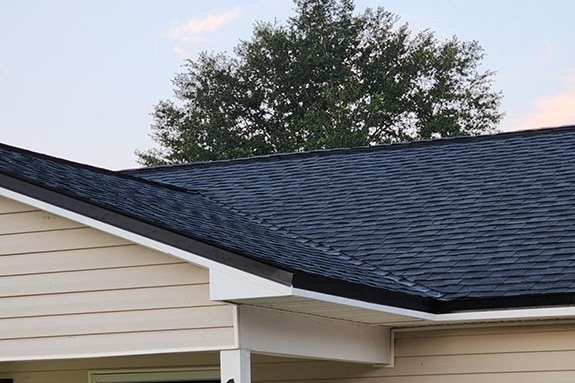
220;349;251;383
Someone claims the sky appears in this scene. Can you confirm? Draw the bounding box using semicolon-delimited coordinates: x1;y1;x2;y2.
1;1;575;169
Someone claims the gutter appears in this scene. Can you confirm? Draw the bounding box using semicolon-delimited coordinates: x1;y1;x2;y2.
3;176;575;323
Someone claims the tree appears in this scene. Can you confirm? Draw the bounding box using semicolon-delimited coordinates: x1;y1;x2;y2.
137;0;503;165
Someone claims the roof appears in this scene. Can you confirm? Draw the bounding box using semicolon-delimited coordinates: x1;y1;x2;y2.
4;126;575;313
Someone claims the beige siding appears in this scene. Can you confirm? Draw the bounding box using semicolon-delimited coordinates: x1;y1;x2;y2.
0;196;235;361
251;324;575;383
3;324;575;382
3;199;575;381
0;353;220;383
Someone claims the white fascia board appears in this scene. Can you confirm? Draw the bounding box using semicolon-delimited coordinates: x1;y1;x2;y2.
0;187;291;302
294;288;575;323
435;306;575;322
210;268;291;301
0;186;222;271
293;288;436;320
6;187;575;324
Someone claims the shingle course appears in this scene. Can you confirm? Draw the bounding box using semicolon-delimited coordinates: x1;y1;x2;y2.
128;126;575;302
3;126;575;310
0;143;437;300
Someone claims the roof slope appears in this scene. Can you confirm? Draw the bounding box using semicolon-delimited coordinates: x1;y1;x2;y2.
0;142;437;309
128;126;575;311
4;126;575;313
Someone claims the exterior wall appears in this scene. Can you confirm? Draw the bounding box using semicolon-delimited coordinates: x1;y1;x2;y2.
0;353;220;383
2;323;575;382
0;197;235;361
251;323;575;383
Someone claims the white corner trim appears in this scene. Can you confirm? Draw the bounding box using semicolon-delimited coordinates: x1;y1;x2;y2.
220;349;251;383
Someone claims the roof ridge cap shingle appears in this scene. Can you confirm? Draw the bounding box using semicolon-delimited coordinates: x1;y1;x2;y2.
198;191;444;299
0;142;201;195
125;125;575;174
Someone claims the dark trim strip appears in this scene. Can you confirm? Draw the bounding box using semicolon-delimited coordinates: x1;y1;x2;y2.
435;292;575;314
292;272;437;313
293;272;575;314
4;172;575;315
0;173;293;286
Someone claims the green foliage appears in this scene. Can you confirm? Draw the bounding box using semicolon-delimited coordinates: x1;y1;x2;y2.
137;0;503;165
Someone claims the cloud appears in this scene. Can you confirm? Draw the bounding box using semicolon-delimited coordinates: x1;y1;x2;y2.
173;46;188;57
509;91;575;131
166;7;243;43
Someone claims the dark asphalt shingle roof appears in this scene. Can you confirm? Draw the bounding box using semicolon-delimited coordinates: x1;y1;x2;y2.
0;141;436;302
127;126;575;308
4;126;575;312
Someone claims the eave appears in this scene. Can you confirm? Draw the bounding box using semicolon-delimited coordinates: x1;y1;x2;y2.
2;176;575;327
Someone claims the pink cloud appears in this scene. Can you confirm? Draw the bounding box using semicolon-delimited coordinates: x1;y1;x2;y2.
510;91;575;131
166;7;243;43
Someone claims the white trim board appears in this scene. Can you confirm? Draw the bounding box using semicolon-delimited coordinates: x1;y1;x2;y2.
0;345;237;363
3;187;575;326
89;368;219;383
294;288;575;324
0;187;292;303
236;306;392;365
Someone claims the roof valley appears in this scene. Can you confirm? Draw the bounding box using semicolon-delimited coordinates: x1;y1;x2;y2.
196;190;445;299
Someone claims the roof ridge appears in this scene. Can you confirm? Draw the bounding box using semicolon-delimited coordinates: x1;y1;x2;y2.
125;125;575;173
0;142;201;196
197;190;444;299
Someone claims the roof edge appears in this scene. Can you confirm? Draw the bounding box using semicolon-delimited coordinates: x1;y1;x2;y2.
0;172;293;286
292;272;437;313
0;141;201;194
435;292;575;314
125;125;575;173
293;271;575;314
5;171;575;316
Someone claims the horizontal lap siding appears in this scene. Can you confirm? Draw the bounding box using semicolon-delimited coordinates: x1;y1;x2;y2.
0;353;220;383
0;197;235;361
6;325;575;383
4;325;575;383
3;194;574;381
249;324;575;383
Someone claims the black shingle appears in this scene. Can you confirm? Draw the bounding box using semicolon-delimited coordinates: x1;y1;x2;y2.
128;126;575;305
5;126;575;312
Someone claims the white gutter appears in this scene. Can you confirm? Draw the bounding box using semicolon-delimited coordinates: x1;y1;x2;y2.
0;187;292;301
294;287;575;323
293;288;436;320
3;186;575;325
